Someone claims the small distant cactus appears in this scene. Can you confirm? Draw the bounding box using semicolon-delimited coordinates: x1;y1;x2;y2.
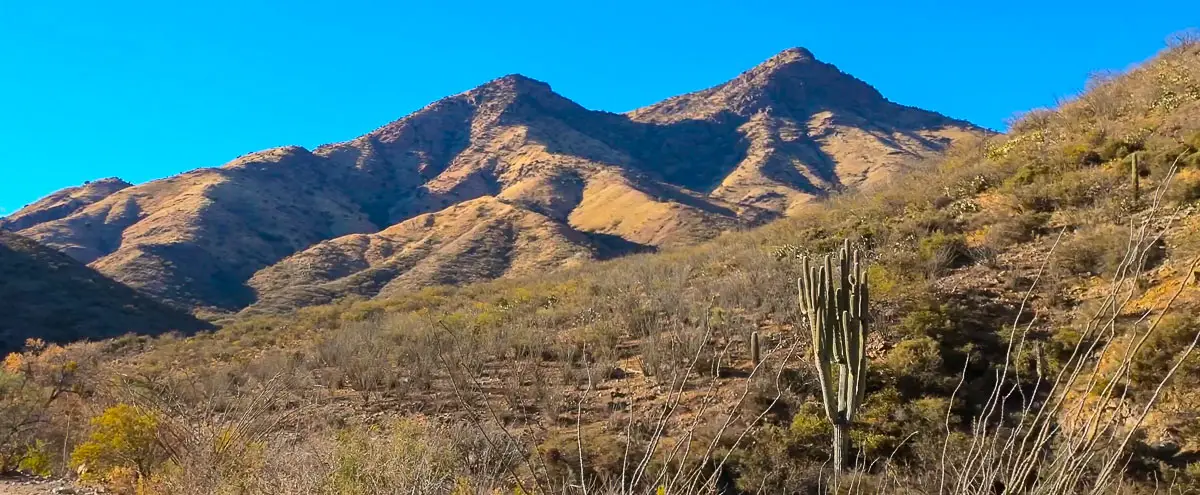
750;331;761;366
797;239;869;472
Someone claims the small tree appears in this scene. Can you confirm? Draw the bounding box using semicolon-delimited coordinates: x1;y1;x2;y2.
1;339;78;473
797;240;870;472
71;404;163;485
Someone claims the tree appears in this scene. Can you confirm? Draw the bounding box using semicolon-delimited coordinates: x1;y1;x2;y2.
71;404;163;484
0;339;77;473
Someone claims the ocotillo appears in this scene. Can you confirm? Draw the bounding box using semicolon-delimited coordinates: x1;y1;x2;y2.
1132;152;1140;203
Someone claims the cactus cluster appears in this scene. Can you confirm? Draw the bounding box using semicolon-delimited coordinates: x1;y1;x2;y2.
797;239;869;471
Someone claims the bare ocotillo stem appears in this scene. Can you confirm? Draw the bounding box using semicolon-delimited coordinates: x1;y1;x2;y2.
798;239;869;472
1131;152;1141;203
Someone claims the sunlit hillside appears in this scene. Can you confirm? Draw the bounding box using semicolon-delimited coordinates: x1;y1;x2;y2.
3;37;1200;495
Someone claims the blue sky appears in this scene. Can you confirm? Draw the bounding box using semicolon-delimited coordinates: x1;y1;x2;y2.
1;1;1195;214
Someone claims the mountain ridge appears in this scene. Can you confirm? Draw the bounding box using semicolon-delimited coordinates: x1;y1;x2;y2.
3;47;988;314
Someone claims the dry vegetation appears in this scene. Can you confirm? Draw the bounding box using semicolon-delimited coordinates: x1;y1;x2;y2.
4;36;1200;494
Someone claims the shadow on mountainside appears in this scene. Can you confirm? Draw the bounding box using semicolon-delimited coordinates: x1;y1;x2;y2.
0;232;212;354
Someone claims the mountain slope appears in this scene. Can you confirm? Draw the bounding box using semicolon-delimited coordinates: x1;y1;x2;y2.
10;148;378;309
0;177;131;232
3;48;987;313
247;196;598;310
0;231;211;354
629;47;982;213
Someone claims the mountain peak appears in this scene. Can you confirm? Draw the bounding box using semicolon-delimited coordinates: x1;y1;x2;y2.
89;177;133;188
628;46;893;122
748;47;821;78
474;73;554;96
470;73;559;103
769;47;816;63
736;47;831;88
495;73;543;84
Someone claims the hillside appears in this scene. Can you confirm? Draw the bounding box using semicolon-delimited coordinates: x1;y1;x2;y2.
2;40;1197;495
0;177;131;232
2;48;983;314
0;231;211;354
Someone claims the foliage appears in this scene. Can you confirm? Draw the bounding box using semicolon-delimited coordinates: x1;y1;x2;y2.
16;440;53;476
1053;224;1131;278
1;338;83;474
326;419;460;494
71;404;163;484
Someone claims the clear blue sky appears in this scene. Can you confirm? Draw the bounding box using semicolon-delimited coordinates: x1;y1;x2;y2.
1;1;1195;215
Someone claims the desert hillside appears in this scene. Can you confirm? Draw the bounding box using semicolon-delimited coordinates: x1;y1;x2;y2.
1;48;983;314
3;39;1198;495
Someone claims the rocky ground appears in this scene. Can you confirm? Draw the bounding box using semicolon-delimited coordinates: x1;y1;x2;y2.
0;475;99;495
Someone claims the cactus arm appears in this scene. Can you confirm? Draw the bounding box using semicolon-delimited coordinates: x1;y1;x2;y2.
855;277;869;411
801;275;837;421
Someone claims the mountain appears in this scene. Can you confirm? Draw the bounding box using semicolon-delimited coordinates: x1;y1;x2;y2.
0;231;211;354
2;48;986;314
0;177;131;232
629;48;984;213
247;196;604;310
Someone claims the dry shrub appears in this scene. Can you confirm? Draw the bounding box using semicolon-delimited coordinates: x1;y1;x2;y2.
981;211;1049;250
1054;224;1132;278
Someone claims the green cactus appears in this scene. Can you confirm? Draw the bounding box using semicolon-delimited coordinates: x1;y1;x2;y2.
750;331;761;366
797;239;869;472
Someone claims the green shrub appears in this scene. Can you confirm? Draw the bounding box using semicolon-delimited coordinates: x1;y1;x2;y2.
16;440;53;476
849;388;906;459
885;337;944;379
1165;169;1200;204
1005;163;1051;187
71;404;163;483
897;303;953;340
1130;315;1200;390
537;425;626;490
1062;143;1103;168
1099;139;1144;161
727;425;824;494
789;402;833;447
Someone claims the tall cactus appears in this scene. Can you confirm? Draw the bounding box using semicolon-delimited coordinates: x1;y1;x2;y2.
750;331;761;366
797;239;869;472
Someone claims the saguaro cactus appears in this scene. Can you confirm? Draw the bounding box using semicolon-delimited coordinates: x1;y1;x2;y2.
797;239;869;472
750;331;761;366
